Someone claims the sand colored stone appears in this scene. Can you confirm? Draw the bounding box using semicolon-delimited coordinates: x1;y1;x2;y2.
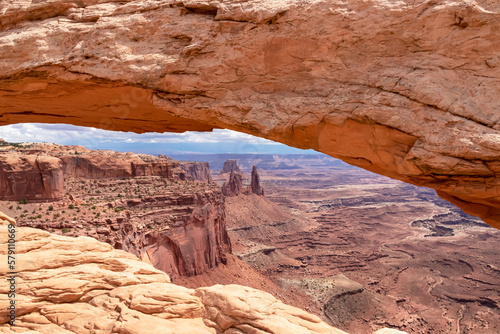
0;213;403;333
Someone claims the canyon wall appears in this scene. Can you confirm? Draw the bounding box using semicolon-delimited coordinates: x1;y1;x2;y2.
0;214;352;334
0;0;499;227
0;145;211;201
59;149;210;181
0;153;63;200
19;165;230;279
132;190;230;278
178;161;212;182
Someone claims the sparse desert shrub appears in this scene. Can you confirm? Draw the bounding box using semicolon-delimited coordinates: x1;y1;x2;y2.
48;205;54;211
8;205;13;210
62;228;70;234
19;198;28;205
68;204;74;209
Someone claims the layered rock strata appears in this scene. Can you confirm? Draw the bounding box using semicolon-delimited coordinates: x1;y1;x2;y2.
249;165;264;196
222;170;243;197
0;214;350;334
0;144;211;201
19;177;230;279
0;153;63;201
1;0;499;227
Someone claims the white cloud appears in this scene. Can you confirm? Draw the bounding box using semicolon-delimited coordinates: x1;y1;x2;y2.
0;123;277;148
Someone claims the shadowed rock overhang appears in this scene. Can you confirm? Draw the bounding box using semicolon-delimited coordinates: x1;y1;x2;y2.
1;0;499;228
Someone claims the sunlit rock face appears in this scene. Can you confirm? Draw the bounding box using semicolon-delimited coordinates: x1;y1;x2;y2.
1;0;500;228
0;153;63;201
0;214;349;334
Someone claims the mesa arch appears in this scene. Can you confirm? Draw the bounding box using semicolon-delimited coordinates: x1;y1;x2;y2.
0;0;499;228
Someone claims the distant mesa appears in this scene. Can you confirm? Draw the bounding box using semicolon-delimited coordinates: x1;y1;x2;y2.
0;143;211;201
220;159;241;174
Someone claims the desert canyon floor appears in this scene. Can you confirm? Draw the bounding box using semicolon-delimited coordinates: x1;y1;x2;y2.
0;146;499;334
223;159;500;334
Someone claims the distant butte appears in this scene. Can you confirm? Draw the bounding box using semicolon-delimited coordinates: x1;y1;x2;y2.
221;162;264;197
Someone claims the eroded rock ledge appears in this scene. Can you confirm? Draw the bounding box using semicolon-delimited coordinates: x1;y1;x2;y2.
0;0;499;227
0;213;356;334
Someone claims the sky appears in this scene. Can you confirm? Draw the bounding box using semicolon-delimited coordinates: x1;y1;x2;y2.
0;123;316;155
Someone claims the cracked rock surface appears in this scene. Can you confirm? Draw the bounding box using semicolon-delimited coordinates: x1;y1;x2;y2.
0;213;354;334
0;0;499;227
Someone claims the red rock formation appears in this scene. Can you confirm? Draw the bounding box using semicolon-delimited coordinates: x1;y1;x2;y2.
178;161;212;183
19;177;231;279
139;190;231;277
0;215;351;334
58;149;210;181
0;153;63;201
1;0;499;227
248;165;264;196
222;170;243;197
221;160;242;174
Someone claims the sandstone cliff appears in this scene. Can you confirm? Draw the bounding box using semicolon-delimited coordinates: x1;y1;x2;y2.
135;189;230;278
221;160;242;174
0;144;211;200
178;161;212;182
1;0;498;227
0;214;358;334
56;147;210;182
0;153;63;201
222;164;264;197
20;174;230;279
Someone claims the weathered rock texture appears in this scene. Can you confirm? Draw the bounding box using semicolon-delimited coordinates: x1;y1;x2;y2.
0;144;210;200
137;189;231;277
14;154;230;279
222;165;264;197
249;165;264;196
0;214;351;334
48;144;211;182
0;153;63;200
221;160;241;174
0;0;499;227
222;169;243;197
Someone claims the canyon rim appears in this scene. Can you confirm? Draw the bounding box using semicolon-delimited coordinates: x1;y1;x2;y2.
1;0;500;333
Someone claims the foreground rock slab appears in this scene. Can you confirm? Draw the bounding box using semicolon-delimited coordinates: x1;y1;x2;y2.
0;213;366;334
0;0;499;227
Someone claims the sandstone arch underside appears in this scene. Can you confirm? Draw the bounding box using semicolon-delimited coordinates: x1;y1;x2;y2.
1;0;499;228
